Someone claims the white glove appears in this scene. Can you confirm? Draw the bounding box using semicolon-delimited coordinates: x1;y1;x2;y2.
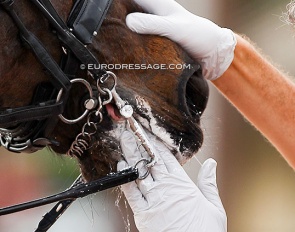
117;130;227;232
126;0;237;80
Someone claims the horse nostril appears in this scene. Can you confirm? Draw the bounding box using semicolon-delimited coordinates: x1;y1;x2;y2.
184;73;209;121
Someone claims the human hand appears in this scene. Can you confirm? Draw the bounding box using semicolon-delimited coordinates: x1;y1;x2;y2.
126;0;237;80
117;130;227;232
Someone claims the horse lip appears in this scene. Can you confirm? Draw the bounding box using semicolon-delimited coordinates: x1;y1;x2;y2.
105;103;124;121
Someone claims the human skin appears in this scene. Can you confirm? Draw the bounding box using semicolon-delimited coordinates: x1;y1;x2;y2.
213;34;295;167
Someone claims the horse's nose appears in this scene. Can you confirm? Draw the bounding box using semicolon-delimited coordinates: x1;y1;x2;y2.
179;69;209;123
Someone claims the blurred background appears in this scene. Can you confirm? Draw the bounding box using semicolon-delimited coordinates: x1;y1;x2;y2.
1;0;295;231
183;0;295;232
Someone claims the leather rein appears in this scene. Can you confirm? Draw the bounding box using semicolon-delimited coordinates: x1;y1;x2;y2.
0;0;141;231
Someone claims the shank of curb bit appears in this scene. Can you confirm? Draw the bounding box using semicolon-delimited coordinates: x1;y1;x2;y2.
112;89;158;168
98;72;158;178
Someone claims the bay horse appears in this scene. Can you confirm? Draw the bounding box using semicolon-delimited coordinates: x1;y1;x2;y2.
0;0;209;182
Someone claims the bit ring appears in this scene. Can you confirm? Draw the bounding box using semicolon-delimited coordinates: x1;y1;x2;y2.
134;158;156;180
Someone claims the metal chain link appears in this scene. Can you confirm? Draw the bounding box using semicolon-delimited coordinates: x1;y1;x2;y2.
65;71;157;180
66;71;116;157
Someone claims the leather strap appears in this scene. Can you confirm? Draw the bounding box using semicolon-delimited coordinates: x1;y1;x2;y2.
0;101;64;127
0;0;112;153
67;0;113;44
38;0;68;29
0;1;70;129
30;0;108;79
0;167;138;216
5;6;71;91
0;0;113;152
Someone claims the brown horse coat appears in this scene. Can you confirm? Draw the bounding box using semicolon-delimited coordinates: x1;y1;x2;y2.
0;0;209;181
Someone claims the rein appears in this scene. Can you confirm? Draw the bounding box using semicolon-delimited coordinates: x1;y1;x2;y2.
0;0;158;230
1;167;138;232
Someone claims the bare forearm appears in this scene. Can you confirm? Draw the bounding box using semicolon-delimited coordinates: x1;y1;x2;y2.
213;34;295;167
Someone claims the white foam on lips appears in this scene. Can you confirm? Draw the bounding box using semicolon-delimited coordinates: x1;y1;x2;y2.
134;95;188;164
135;96;174;146
105;95;194;165
107;120;128;141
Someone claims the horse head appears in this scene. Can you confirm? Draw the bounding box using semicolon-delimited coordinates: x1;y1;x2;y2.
0;0;209;181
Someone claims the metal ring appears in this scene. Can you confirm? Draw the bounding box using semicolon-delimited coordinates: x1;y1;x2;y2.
101;88;113;105
96;71;117;95
56;78;94;124
96;96;103;112
76;132;92;144
87;110;103;124
82;122;97;136
146;157;157;168
0;134;10;149
134;158;150;180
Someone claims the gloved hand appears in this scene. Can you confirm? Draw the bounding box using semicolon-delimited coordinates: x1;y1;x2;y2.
117;130;227;232
126;0;237;80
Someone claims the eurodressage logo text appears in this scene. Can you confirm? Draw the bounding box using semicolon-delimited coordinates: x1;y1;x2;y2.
80;63;193;71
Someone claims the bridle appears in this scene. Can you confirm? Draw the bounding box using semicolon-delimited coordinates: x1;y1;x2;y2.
0;0;111;153
0;0;157;230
